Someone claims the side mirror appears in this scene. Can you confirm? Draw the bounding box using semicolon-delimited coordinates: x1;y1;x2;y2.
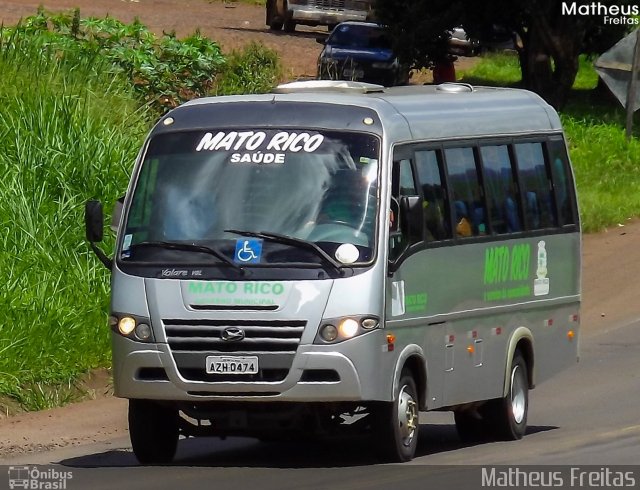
110;196;125;233
400;195;424;243
85;200;112;270
85;200;104;243
316;36;326;45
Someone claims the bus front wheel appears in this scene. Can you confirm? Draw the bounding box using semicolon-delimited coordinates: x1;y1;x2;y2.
129;399;179;464
374;369;419;462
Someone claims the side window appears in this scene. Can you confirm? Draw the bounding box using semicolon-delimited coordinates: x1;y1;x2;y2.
399;159;417;196
480;145;521;234
444;147;485;237
389;159;419;259
415;150;451;241
547;138;576;226
514;143;557;230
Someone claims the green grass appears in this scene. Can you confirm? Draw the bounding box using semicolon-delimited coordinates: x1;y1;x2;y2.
460;52;640;232
0;27;151;410
0;12;281;412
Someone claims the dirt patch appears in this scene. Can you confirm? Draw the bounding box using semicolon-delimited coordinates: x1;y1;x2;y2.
581;219;640;333
0;396;127;457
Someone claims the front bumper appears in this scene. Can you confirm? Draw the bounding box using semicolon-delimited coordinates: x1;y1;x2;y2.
112;331;390;402
290;6;368;25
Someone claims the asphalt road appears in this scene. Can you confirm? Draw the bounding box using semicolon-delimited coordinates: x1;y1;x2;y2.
1;316;638;490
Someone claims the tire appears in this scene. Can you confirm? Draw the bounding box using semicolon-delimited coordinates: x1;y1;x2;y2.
266;0;283;30
374;369;419;462
129;399;179;465
269;20;284;31
487;351;529;440
283;15;296;33
279;1;296;32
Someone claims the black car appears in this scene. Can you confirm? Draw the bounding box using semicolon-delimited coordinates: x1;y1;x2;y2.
317;22;409;87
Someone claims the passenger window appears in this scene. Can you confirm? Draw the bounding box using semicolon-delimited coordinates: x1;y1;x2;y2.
415;150;451;241
480;145;521;234
547;138;576;226
514;143;557;230
399;159;417;196
444;147;485;237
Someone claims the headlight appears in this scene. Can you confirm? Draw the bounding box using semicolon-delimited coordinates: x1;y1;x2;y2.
118;317;136;336
135;323;152;341
338;318;359;338
320;324;339;342
315;316;381;344
111;313;155;342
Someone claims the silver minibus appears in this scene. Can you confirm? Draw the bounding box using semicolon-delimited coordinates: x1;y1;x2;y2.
86;80;581;463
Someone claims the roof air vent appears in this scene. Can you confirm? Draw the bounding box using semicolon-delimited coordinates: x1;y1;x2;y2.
436;82;474;93
273;80;385;94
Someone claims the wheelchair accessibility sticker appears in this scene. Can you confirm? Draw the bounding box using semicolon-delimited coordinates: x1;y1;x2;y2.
234;239;263;264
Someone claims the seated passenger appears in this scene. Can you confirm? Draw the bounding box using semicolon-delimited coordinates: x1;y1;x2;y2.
454;200;472;237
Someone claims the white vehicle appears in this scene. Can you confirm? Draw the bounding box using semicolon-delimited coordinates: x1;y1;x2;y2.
266;0;375;32
87;81;580;463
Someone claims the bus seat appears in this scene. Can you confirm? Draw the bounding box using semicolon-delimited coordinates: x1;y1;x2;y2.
505;196;521;232
472;204;486;235
454;200;468;221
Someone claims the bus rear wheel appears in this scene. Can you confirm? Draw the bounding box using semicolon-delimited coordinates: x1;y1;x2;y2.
374;369;419;462
487;351;529;440
129;399;179;464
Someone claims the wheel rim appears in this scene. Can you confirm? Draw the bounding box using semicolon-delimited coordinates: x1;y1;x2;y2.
397;385;418;447
510;365;526;424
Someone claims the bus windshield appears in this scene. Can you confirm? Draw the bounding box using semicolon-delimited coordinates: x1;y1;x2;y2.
121;128;380;267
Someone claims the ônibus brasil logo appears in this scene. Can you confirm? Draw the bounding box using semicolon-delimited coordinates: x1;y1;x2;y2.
8;466;73;490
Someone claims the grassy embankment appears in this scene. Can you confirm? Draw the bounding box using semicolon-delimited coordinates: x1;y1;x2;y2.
0;10;280;412
459;52;640;232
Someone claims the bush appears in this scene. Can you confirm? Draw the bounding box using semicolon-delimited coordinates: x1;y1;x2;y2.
5;8;226;112
214;41;282;95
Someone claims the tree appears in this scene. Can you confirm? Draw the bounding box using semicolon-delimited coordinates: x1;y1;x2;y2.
374;0;463;69
375;0;634;108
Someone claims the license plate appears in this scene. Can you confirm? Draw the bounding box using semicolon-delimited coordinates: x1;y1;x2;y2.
206;356;259;375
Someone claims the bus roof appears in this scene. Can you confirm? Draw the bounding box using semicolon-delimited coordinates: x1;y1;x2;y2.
165;82;562;142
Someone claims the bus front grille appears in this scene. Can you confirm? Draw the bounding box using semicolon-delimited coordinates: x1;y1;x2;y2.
163;319;306;383
163;319;306;353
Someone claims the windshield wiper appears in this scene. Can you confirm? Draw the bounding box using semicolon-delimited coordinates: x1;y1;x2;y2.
127;241;246;274
225;229;346;276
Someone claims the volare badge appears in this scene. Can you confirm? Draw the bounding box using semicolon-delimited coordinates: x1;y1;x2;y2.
234;239;263;264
